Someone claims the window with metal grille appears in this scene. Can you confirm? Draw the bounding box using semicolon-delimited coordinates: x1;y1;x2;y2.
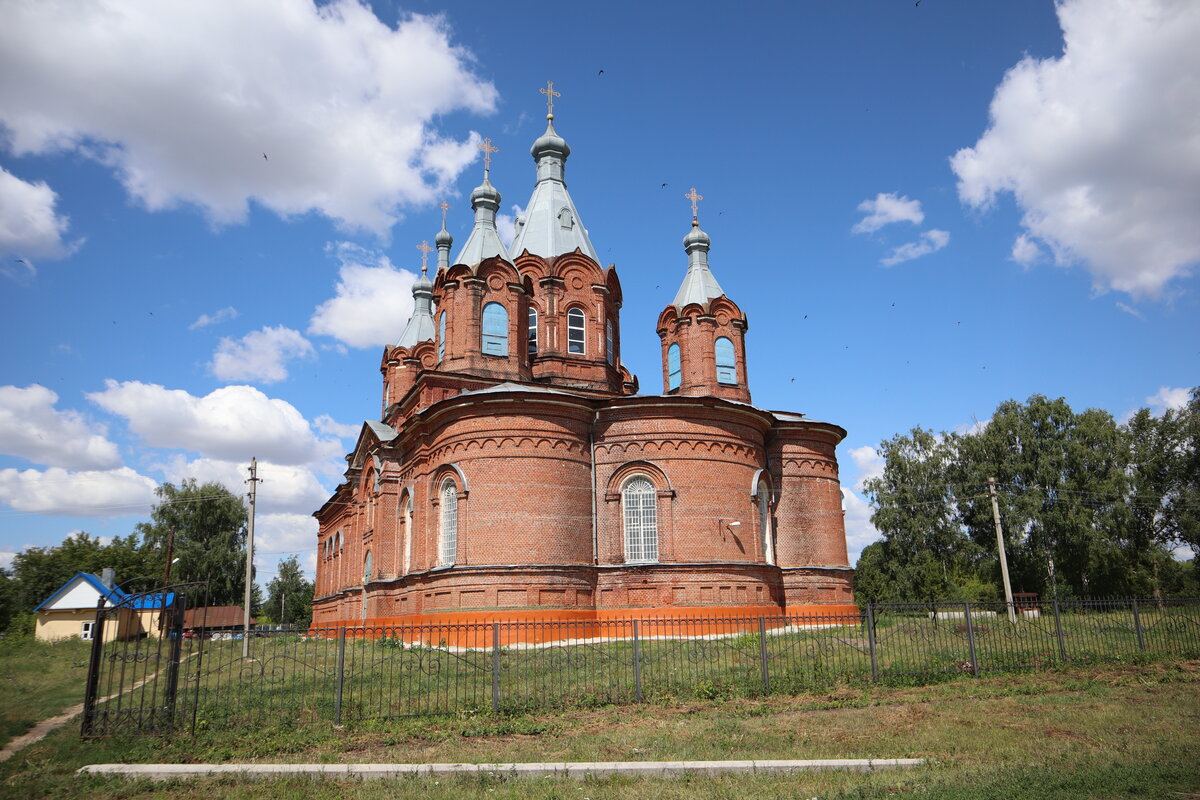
567;307;585;354
439;480;457;566
622;477;658;563
758;479;774;565
667;343;681;391
606;319;614;365
482;302;508;356
437;312;445;362
528;306;538;356
715;336;737;384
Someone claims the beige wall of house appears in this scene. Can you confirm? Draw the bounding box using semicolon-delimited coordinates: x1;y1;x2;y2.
36;609;138;642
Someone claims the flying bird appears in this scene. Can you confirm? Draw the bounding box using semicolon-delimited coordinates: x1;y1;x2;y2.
14;259;27;265
262;153;268;161
598;69;605;75
661;183;668;188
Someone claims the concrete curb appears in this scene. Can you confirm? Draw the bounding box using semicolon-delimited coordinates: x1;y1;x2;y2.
79;759;925;781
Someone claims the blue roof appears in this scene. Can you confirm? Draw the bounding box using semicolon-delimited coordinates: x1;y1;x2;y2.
34;573;175;612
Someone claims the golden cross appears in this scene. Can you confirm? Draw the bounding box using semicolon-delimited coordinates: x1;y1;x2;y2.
540;80;560;118
478;137;499;173
439;200;449;227
685;187;703;223
417;240;433;274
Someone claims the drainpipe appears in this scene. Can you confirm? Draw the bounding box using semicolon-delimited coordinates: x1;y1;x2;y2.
590;409;599;565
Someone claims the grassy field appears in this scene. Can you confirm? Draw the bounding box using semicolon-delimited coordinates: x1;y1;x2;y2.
0;635;91;748
1;660;1197;799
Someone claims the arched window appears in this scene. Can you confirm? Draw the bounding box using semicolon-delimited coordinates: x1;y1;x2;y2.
528;306;538;356
363;551;373;583
622;477;658;563
667;344;681;391
758;479;774;565
567;307;586;354
382;381;389;413
437;312;446;362
482;302;508;356
438;479;458;566
606;319;614;365
335;530;342;551
400;495;413;575
715;337;737;384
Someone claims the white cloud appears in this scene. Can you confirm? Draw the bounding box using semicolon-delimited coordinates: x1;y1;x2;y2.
1115;301;1143;319
0;1;497;235
952;418;991;436
847;445;884;493
255;512;319;567
841;488;881;566
210;325;315;384
0;466;157;516
0;552;14;570
1010;233;1041;267
852;192;925;234
1146;386;1190;416
0;384;122;470
314;414;360;439
308;243;416;348
0;166;76;277
951;0;1200;296
88;380;340;465
189;306;238;330
496;203;525;248
159;456;330;516
881;229;950;266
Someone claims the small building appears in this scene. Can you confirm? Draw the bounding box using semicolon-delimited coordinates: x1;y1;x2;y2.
34;573;173;642
183;606;254;639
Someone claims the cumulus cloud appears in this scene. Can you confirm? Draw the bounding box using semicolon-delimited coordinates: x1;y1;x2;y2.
210;325;315;384
255;512;319;574
847;445;884;493
0;466;157;516
0;166;76;278
0;552;14;570
88;380;340;465
0;384;122;470
496;203;525;248
189;306;238;330
314;414;360;439
1010;233;1041;267
951;0;1200;296
0;1;497;234
852;192;924;234
159;456;330;516
881;229;950;266
1145;386;1190;416
308;243;416;348
841;488;881;565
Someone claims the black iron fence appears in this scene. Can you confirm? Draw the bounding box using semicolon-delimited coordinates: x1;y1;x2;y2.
84;597;1200;736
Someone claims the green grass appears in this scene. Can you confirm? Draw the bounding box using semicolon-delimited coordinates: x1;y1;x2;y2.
0;635;92;748
1;660;1197;799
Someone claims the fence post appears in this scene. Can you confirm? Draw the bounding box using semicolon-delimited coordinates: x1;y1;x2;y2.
1052;600;1067;664
963;602;979;678
866;603;878;682
491;623;501;713
758;617;770;695
333;628;346;725
80;594;107;737
1131;599;1146;651
632;620;642;703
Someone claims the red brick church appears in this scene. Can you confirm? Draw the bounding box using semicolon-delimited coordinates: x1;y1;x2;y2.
312;98;854;627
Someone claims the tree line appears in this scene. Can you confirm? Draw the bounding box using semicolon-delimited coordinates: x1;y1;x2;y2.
854;390;1199;603
0;479;313;634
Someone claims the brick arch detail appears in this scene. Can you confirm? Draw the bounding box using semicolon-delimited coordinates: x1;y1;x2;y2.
429;462;469;499
604;460;674;500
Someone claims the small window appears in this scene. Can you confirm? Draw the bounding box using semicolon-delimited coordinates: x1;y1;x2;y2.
667;344;681;391
482;302;509;356
715;337;737;384
567;308;585;354
81;622;94;641
439;479;458;566
622;477;658;563
528;307;538;356
363;551;373;583
558;207;574;229
437;312;446;362
382;381;389;413
606;320;614;366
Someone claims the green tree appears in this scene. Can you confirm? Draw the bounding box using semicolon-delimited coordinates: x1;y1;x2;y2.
135;480;249;606
1163;389;1200;558
264;555;313;627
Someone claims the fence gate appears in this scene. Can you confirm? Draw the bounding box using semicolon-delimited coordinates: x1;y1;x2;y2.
80;581;207;738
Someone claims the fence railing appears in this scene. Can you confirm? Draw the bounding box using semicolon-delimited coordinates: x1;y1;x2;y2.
88;597;1200;734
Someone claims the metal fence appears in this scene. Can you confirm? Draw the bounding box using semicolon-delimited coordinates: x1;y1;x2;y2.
84;597;1200;736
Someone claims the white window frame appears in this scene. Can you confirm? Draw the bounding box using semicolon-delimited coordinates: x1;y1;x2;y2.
438;479;458;566
758;479;775;566
528;306;538;356
715;336;737;384
482;302;509;356
667;343;681;391
567;307;586;354
81;621;94;641
622;476;659;563
606;319;614;365
437;312;446;362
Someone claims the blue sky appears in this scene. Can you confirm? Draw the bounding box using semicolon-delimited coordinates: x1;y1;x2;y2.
1;0;1197;585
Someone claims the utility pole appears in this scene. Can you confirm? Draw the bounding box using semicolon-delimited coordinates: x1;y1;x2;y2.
157;526;175;635
988;477;1016;623
243;457;260;658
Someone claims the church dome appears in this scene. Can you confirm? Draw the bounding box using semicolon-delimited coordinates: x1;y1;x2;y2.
435;227;453;247
683;223;711;252
470;178;501;209
531;118;570;162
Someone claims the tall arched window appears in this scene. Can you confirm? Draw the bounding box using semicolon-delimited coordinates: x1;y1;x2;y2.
482;302;509;356
758;480;775;565
667;344;681;391
567;308;585;354
438;479;458;566
606;319;614;365
400;495;413;575
363;550;373;583
622;477;658;563
715;337;737;384
528;306;538;356
437;312;446;362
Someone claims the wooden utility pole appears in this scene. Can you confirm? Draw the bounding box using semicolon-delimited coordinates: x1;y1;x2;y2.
157;526;176;635
242;458;259;658
988;477;1017;623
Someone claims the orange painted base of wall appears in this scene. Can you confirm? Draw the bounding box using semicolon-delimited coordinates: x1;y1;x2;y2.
309;603;861;646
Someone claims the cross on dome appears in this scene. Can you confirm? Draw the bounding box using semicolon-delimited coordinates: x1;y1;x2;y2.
439;201;450;226
540;80;560;119
416;240;433;274
685;187;703;225
478;138;499;175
